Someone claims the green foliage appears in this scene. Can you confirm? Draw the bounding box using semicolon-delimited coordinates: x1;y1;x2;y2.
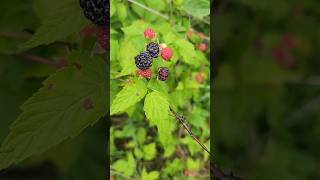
0;0;107;177
181;0;210;18
111;153;136;177
21;0;87;49
0;52;107;170
141;168;159;180
110;0;210;179
111;78;147;115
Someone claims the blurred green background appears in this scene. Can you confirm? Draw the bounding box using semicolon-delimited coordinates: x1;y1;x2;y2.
213;0;320;179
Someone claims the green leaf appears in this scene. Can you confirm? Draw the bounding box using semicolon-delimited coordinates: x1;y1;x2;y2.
0;52;107;170
147;79;169;97
181;0;210;18
110;0;116;17
136;128;146;145
142;143;156;160
116;3;127;23
145;0;166;11
186;158;200;171
112;153;136;177
110;39;119;62
0;0;36;32
111;79;147;115
141;168;159;180
116;38;139;77
121;20;149;36
175;39;196;65
134;147;143;159
144;91;172;147
20;0;87;49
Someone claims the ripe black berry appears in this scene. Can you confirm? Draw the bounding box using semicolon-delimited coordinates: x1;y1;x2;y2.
135;51;153;70
146;42;160;58
80;0;109;26
157;67;169;81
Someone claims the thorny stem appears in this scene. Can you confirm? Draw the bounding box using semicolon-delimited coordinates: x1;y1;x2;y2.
170;108;242;180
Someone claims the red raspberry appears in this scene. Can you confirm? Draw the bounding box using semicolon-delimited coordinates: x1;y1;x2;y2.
161;47;172;61
199;43;207;52
144;28;156;39
195;73;204;84
187;29;193;38
137;69;152;79
198;32;204;39
95;26;109;50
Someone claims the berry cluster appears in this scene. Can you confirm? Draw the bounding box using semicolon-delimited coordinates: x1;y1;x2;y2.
80;0;109;26
135;28;172;81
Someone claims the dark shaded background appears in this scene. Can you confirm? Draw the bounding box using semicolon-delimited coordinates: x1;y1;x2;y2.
213;0;320;179
0;0;107;179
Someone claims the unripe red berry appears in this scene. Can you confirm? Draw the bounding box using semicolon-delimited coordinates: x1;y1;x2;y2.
195;73;204;84
161;47;172;61
187;29;193;38
144;28;156;39
198;32;204;39
137;69;152;79
199;43;207;52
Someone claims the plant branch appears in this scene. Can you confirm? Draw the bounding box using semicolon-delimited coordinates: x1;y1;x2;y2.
169;108;242;180
16;53;68;68
171;109;211;155
127;0;169;20
0;31;29;39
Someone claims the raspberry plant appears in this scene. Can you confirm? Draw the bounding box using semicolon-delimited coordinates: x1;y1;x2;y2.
110;0;210;179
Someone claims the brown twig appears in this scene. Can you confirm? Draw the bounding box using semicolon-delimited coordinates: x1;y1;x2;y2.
169;108;242;180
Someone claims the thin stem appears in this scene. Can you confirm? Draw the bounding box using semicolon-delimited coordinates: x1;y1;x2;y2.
0;31;29;39
170;108;211;155
170;108;242;180
17;53;58;67
127;0;169;20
